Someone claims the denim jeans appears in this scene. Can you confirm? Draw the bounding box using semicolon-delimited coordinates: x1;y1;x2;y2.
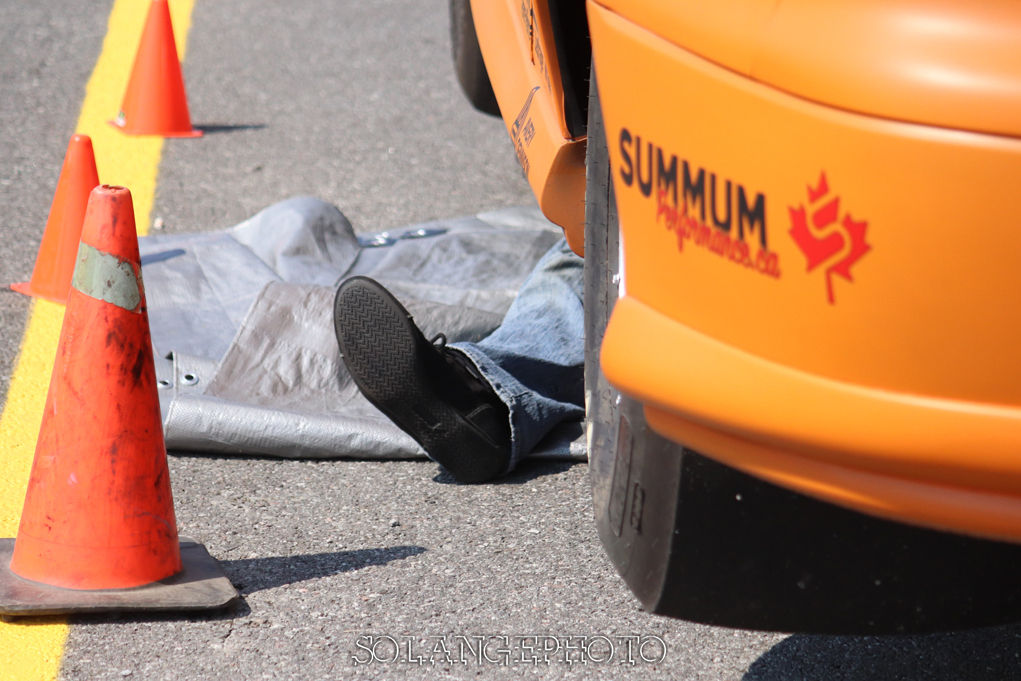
452;238;585;471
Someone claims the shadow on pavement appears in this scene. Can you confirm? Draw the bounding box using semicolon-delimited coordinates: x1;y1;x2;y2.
67;605;242;626
431;459;581;486
221;546;426;595
60;547;424;626
192;123;267;134
744;624;1021;681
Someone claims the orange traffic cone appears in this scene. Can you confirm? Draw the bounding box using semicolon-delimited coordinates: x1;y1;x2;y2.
0;186;235;615
11;134;100;304
109;0;202;137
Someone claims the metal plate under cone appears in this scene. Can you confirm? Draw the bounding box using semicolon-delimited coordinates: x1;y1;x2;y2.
0;537;239;616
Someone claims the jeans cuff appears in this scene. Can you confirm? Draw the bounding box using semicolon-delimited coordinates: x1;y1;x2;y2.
448;343;526;472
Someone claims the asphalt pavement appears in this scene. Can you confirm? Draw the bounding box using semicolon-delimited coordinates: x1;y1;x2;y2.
3;1;1021;679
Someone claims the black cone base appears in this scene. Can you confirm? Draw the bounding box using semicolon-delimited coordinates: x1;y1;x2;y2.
0;537;238;617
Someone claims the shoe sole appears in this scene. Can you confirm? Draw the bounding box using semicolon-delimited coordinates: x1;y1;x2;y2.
334;277;510;483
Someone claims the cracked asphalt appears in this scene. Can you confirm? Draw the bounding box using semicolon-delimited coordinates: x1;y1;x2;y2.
3;1;1021;679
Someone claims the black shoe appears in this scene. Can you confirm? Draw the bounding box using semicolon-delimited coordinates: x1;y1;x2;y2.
334;276;512;483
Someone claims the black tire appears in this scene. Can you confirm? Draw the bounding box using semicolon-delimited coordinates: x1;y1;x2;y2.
585;65;685;611
583;63;621;563
582;66;618;459
449;0;500;117
583;67;1021;634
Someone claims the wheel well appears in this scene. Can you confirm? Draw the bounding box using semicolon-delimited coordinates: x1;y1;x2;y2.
547;0;591;139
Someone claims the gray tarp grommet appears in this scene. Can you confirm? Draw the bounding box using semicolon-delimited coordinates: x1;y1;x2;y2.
401;227;448;239
180;373;200;386
357;233;397;248
157;379;173;390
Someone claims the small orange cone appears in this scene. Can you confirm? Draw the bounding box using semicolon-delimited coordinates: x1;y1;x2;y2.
0;186;235;615
11;134;100;304
109;0;202;138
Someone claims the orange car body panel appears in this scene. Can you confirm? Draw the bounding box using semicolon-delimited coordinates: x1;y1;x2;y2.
471;0;587;254
589;0;1021;542
597;0;1021;139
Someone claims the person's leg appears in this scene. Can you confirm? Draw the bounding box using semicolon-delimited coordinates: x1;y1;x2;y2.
335;276;513;482
334;237;584;482
450;237;584;469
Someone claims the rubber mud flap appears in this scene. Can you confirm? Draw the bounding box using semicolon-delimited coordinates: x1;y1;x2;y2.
600;427;1021;634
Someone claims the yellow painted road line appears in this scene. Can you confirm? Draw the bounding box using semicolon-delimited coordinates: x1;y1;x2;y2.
0;1;196;679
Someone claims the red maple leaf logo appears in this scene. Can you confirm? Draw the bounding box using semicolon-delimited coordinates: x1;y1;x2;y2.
788;172;871;303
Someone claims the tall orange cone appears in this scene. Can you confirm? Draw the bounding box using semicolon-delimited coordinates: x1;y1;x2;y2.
0;186;235;615
109;0;202;137
10;185;179;589
11;134;100;304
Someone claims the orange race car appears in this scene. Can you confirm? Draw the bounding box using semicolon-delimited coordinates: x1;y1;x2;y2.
451;0;1021;633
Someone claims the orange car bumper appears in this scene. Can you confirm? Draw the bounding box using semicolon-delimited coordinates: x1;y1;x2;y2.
590;1;1021;542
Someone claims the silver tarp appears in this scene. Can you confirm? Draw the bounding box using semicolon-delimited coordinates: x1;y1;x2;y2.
140;197;586;461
